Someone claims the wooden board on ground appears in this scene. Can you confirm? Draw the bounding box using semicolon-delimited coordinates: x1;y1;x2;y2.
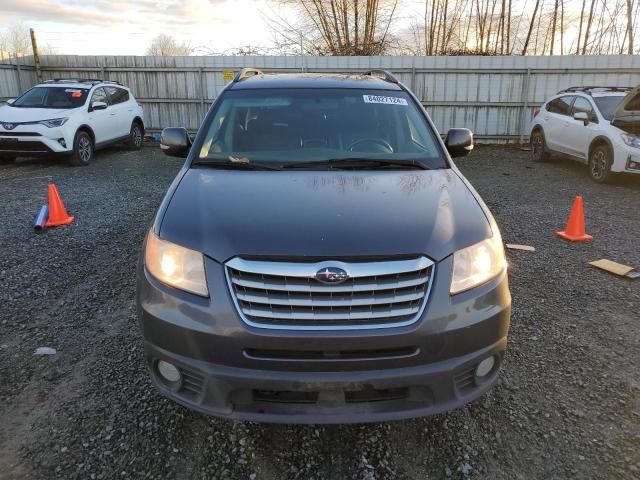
589;259;640;279
506;244;536;252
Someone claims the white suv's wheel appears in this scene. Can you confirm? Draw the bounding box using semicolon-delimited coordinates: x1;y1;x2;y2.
69;131;94;166
530;130;549;163
127;122;144;150
589;145;613;183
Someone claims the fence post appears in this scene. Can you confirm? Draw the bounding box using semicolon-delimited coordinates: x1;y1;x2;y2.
411;66;416;93
14;54;23;93
199;67;205;115
519;68;531;144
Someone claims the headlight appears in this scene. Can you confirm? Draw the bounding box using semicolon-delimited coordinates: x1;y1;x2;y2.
39;117;69;128
450;231;506;295
144;230;208;296
621;133;640;149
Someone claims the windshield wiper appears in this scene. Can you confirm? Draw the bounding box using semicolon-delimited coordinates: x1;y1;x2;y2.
282;158;431;170
192;160;283;171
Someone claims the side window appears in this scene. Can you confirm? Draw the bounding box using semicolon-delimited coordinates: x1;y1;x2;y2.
572;97;597;122
106;87;129;105
546;96;574;116
90;87;108;106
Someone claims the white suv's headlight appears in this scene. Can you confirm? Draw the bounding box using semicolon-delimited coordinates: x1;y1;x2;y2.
145;230;208;296
39;117;69;128
450;231;506;295
621;133;640;149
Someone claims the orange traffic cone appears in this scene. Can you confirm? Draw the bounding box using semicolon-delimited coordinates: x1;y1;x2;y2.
555;196;592;242
45;184;74;227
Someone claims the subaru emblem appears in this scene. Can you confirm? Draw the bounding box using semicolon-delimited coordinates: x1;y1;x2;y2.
315;267;349;284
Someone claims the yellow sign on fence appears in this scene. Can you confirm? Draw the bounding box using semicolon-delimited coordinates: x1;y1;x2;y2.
223;70;234;82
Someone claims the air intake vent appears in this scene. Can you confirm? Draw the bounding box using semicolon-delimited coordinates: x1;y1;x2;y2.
453;366;477;394
179;367;205;398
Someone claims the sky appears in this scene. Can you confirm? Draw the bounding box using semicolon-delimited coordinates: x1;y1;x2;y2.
0;0;285;55
0;0;596;56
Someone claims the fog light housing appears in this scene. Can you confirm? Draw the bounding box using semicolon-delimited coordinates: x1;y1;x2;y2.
475;356;496;378
157;360;181;384
627;158;640;171
58;138;66;148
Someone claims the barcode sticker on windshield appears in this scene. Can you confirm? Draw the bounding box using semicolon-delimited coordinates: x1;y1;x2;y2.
363;95;408;106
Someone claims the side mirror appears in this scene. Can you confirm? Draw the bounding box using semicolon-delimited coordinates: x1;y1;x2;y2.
445;128;474;158
91;101;108;111
573;111;589;126
6;99;15;105
160;127;191;158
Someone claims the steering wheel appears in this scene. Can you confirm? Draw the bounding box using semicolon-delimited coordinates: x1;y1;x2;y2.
346;138;394;153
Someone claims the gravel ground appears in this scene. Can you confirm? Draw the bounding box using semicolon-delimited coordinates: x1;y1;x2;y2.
0;145;638;480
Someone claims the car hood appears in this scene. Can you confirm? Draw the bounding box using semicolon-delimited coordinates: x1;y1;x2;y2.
159;168;492;263
0;105;77;123
612;85;640;133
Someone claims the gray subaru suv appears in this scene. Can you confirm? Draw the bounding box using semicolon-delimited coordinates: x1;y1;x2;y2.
137;69;511;424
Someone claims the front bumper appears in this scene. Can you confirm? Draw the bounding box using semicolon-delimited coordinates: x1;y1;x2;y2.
145;338;506;424
0;126;72;157
611;142;640;174
138;255;511;424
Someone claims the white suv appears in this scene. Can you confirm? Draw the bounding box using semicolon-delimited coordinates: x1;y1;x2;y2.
0;79;145;166
529;86;640;183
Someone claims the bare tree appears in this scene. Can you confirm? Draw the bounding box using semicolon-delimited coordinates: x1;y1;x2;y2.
582;0;597;54
272;0;636;57
550;0;559;54
0;24;32;60
146;34;193;56
627;0;633;55
522;0;541;54
268;0;399;55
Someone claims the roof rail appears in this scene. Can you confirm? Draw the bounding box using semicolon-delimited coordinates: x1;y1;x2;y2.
234;68;264;82
364;70;398;84
558;86;631;95
42;78;121;86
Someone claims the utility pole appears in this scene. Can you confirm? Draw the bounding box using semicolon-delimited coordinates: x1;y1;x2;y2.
30;28;43;83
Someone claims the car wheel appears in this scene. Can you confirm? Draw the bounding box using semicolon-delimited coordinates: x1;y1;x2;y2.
589;145;613;183
0;156;16;165
127;122;144;150
68;131;94;166
530;130;549;163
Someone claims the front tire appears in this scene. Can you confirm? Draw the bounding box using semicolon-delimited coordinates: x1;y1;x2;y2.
0;156;16;165
530;130;549;163
127;122;144;150
68;131;94;166
589;145;613;184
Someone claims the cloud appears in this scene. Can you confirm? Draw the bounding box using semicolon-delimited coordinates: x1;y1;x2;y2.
0;0;118;28
0;0;274;55
0;0;235;30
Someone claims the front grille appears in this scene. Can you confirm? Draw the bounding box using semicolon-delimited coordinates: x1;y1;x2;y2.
226;257;434;330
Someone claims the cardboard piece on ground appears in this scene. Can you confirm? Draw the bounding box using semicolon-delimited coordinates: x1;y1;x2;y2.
589;259;640;279
506;244;536;252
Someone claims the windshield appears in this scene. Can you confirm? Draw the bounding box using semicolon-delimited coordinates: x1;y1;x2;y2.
593;95;625;120
11;86;89;109
197;88;447;169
